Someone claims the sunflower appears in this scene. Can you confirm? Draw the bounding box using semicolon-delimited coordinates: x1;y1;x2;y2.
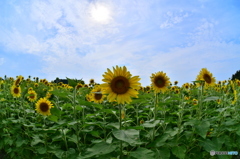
150;71;170;93
174;81;178;85
46;92;52;99
11;85;21;98
90;85;106;104
216;99;221;104
101;65;141;104
75;83;83;89
85;94;92;102
144;86;151;92
89;78;95;85
196;68;216;86
35;98;54;116
175;89;180;94
27;90;37;102
192;99;198;105
14;75;24;86
231;90;237;105
182;83;190;89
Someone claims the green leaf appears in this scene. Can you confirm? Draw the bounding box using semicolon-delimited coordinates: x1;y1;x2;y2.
150;134;169;147
106;122;120;129
36;147;47;154
130;147;155;159
224;119;237;126
15;138;27;147
195;120;210;139
31;136;44;146
203;96;220;102
171;145;186;159
200;139;216;152
81;142;117;158
142;120;160;128
76;105;82;111
112;129;142;146
165;127;179;137
157;147;170;159
67;134;79;144
49;149;65;158
48;115;58;122
50;107;62;117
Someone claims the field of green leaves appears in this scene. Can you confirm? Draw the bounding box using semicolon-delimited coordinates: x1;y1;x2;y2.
0;67;240;159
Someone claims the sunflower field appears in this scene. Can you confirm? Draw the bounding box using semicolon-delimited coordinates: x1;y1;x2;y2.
0;66;240;159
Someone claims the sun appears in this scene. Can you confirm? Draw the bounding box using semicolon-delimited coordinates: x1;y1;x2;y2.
90;3;111;23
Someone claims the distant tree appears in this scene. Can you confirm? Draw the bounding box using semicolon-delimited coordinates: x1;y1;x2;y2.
231;70;240;81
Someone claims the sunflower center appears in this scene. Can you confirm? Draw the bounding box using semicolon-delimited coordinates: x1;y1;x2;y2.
40;103;49;112
14;88;19;94
154;76;165;88
111;76;130;94
95;93;102;100
203;74;211;84
29;94;35;99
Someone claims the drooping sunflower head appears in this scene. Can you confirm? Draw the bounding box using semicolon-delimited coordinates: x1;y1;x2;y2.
14;75;24;86
101;65;141;104
150;71;170;93
35;98;54;116
196;68;216;86
11;85;21;98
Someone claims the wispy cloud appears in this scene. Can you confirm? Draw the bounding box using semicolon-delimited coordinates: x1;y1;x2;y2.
0;0;240;86
160;11;189;29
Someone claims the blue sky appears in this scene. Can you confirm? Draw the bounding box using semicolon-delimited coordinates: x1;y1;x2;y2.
0;0;240;86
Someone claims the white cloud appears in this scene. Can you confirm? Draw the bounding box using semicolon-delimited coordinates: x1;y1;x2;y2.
160;11;189;29
189;19;220;44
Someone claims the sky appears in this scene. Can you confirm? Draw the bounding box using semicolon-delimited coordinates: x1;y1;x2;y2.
0;0;240;87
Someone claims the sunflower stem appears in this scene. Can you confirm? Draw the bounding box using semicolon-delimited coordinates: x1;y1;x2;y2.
198;81;204;120
152;92;158;141
73;87;81;152
119;104;123;159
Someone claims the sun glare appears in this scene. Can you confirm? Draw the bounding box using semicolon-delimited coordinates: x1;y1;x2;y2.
90;4;111;24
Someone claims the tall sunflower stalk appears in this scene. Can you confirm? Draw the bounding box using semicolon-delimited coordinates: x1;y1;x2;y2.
195;68;216;120
101;65;141;159
152;92;159;141
150;71;170;140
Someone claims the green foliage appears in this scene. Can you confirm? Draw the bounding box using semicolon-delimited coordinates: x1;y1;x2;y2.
0;76;240;159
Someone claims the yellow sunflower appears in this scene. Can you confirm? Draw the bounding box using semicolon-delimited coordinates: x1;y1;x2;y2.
75;83;83;89
11;85;21;98
14;75;24;86
27;90;37;102
46;92;52;99
192;99;198;105
90;85;106;104
150;71;170;93
101;65;141;104
85;94;92;102
196;68;216;86
35;98;54;116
